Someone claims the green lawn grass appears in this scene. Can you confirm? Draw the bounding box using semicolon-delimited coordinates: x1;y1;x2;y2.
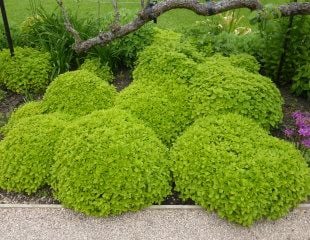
4;0;289;30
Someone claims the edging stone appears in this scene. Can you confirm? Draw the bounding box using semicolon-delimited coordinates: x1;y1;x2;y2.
0;203;309;209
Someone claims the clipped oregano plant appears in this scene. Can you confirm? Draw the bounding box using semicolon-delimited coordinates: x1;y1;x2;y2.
42;70;117;116
1;101;43;135
116;80;192;147
51;108;171;216
79;58;114;83
0;114;67;194
171;113;310;226
190;58;283;129
0;47;52;95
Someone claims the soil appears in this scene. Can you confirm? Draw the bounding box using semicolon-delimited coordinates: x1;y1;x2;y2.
0;79;309;205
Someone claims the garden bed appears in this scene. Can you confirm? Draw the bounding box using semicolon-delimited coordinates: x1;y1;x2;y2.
0;83;309;206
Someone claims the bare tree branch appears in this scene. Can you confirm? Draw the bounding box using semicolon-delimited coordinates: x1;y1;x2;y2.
57;0;310;53
111;0;120;26
56;0;81;44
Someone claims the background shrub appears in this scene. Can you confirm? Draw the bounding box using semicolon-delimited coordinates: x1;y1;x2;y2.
79;58;114;83
42;70;117;116
0;114;67;194
51;108;171;216
292;64;310;100
171;113;310;226
190;57;283;129
0;47;52;95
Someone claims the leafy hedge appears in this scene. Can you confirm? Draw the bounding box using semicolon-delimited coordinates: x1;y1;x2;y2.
42;70;117;116
171;113;310;226
0;47;52;95
0;114;67;194
79;58;114;83
51;108;171;216
190;59;283;129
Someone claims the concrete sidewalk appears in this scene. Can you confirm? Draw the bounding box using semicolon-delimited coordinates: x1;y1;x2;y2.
0;205;309;240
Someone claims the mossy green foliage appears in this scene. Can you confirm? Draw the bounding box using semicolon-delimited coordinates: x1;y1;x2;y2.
51;108;171;216
0;47;52;95
228;54;260;73
116;81;192;147
0;114;67;194
171;113;310;226
190;58;283;129
79;58;114;83
133;28;201;85
203;53;260;74
116;29;198;146
42;70;117;116
1;101;43;134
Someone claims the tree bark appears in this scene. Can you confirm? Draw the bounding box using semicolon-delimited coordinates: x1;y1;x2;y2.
56;0;310;53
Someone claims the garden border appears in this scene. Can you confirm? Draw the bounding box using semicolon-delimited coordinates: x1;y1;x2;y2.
0;203;309;209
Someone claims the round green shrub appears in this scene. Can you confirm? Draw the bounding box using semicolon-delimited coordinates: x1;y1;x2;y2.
116;80;192;147
0;47;52;95
190;59;283;129
51;108;171;216
0;114;67;194
42;70;117;116
228;53;260;73
171;113;310;226
133;28;201;86
208;53;260;73
79;58;114;83
1;101;43;134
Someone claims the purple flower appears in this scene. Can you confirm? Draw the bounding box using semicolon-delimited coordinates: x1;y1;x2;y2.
284;128;294;137
301;138;310;149
298;127;310;137
293;111;310;129
292;111;303;120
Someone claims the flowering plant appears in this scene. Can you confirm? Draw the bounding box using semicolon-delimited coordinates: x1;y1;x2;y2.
284;111;310;165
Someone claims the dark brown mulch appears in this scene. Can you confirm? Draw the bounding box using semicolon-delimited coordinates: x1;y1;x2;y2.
0;82;308;205
113;68;133;92
0;90;24;116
